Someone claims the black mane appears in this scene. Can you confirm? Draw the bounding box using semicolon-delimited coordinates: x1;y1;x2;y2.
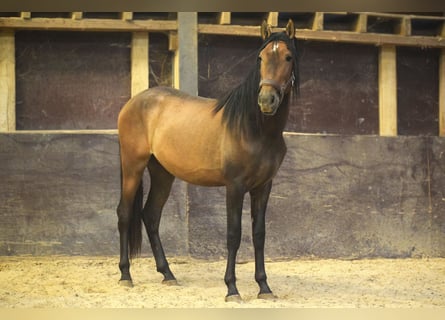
214;31;299;137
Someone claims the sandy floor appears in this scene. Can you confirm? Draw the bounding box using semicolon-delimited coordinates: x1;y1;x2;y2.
0;256;444;308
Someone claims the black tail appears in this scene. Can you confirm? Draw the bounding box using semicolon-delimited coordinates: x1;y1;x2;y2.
129;181;143;259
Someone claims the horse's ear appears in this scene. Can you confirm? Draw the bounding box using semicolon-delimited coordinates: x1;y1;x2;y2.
261;20;272;40
285;19;295;39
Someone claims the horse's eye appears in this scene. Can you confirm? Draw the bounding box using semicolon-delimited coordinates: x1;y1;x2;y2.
285;55;292;62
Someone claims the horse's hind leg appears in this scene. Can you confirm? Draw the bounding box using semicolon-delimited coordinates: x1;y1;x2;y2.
117;146;149;287
141;156;177;284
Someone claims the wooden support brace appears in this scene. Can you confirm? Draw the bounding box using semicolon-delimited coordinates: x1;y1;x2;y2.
267;12;279;27
379;45;398;136
439;48;445;136
0;30;16;132
71;12;83;20
396;17;411;36
169;32;178;51
121;12;133;21
218;12;231;25
312;12;324;31
20;12;31;19
131;32;149;97
355;13;368;33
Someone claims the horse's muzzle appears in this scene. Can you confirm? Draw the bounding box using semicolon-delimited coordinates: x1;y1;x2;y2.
258;91;280;116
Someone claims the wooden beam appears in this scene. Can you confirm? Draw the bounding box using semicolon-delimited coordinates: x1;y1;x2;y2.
131;32;149;97
173;13;198;96
199;24;445;48
379;45;398;136
440;48;445;136
0;30;15;132
218;12;231;25
0;18;177;32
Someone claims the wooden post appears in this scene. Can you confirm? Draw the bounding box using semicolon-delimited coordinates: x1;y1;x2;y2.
173;12;198;96
0;30;15;132
131;32;149;97
379;45;398;136
439;48;445;136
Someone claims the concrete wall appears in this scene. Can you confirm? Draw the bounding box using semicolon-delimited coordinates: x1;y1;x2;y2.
1;132;444;259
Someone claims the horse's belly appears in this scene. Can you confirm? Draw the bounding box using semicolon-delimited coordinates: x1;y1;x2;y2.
153;143;225;187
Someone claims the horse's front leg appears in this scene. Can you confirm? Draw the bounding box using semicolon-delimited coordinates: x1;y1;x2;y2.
250;181;276;299
224;183;245;302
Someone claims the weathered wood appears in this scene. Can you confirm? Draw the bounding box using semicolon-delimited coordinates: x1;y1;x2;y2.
131;32;149;97
1;15;443;47
295;29;445;48
397;47;440;136
379;45;398;136
198;24;445;48
0;30;15;132
354;13;368;33
20;12;31;19
312;12;324;31
71;12;82;20
267;12;279;27
121;12;133;21
198;36;379;135
173;12;198;96
168;31;178;51
396;17;412;36
0;18;177;32
15;31;131;130
218;12;231;25
440;48;445;136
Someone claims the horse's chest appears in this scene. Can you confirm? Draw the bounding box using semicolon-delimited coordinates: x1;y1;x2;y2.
248;152;284;183
225;141;286;188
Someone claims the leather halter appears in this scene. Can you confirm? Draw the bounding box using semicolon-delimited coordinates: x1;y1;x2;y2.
259;72;295;103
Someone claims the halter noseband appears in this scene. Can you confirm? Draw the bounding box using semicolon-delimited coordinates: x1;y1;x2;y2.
259;71;295;103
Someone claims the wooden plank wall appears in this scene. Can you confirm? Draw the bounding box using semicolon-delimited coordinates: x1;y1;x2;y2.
0;133;444;258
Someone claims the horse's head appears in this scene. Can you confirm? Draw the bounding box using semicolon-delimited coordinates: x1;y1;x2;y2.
257;19;297;116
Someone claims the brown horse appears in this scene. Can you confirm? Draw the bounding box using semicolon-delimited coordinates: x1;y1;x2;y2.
116;19;299;302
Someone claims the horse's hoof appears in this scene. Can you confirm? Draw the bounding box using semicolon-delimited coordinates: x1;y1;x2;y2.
257;292;277;300
118;280;134;288
225;294;243;303
162;279;179;286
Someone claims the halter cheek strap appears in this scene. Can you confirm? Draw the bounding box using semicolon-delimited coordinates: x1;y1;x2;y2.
259;72;295;103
